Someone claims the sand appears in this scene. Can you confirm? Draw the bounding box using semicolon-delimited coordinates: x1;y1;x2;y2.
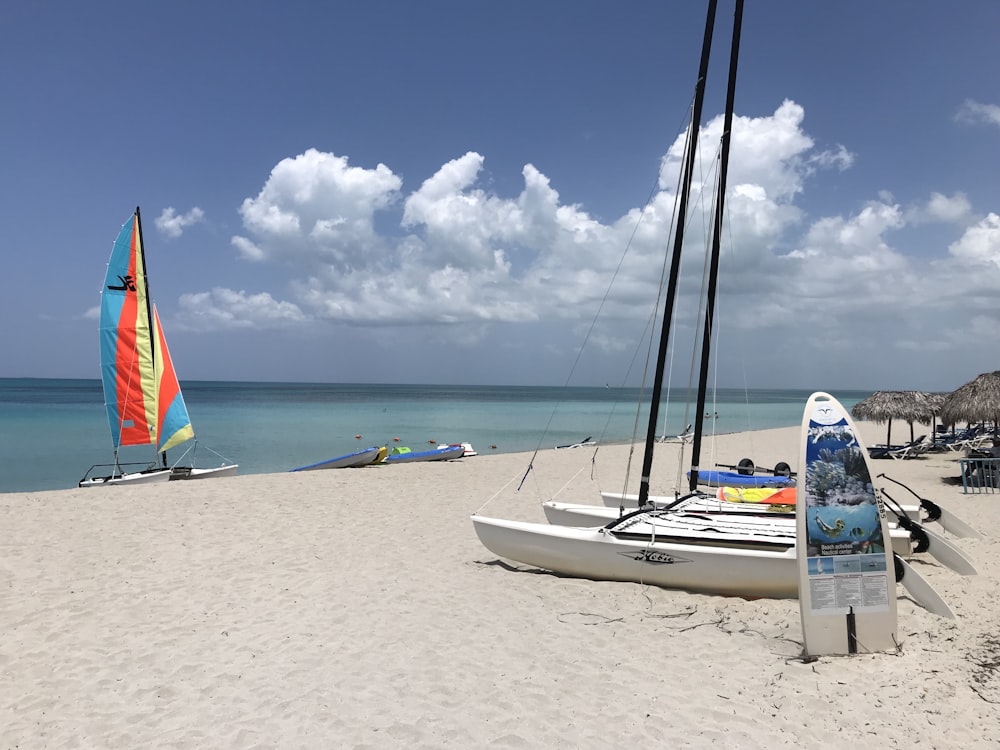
2;423;998;748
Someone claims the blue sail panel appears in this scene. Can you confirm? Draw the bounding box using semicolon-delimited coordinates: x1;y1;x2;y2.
100;211;157;448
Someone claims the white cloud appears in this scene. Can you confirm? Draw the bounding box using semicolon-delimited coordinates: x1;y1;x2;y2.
809;144;854;172
947;212;1000;268
955;99;1000;128
160;100;997;389
231;148;402;268
908;192;973;225
175;288;307;330
156;206;205;239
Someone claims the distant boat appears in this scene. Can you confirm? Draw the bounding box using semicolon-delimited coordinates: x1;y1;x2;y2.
289;446;386;471
79;208;237;487
383;445;465;464
442;442;477;457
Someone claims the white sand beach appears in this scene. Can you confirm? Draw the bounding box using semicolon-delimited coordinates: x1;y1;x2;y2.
2;423;998;748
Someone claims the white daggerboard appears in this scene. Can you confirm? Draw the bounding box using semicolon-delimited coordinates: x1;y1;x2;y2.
797;392;898;656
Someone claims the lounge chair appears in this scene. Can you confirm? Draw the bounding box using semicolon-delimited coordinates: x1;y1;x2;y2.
868;435;929;460
658;424;694;444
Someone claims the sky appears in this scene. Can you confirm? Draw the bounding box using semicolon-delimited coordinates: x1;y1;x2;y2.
2;1;998;392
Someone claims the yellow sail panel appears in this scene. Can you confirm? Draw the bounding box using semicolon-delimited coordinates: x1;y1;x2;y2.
100;209;158;447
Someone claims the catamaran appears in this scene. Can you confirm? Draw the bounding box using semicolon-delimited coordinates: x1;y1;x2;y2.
470;0;972;604
79;208;237;487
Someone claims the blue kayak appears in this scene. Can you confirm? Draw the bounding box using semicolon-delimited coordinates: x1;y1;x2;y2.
290;446;383;471
689;469;795;488
383;445;465;463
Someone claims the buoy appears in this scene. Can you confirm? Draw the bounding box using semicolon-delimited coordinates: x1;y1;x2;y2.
355;434;362;439
428;439;436;444
393;436;400;442
491;444;497;449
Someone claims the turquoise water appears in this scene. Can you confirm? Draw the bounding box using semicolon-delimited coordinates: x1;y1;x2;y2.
0;378;871;494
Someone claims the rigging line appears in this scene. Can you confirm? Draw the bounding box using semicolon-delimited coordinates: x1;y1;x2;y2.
474;471;525;515
699;147;729;462
679;143;725;483
551;466;588;501
688;0;742;492
662;103;720;442
712;193;760;459
521;93;702;479
624;99;707;500
725;205;759;458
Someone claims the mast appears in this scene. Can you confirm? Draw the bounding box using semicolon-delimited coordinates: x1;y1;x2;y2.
637;0;719;507
689;0;744;490
134;206;164;467
134;206;154;367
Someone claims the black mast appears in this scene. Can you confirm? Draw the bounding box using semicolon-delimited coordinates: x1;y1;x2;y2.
133;206;164;467
637;0;719;507
689;0;744;490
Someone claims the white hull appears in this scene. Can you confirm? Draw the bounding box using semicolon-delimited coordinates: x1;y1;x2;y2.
543;501;915;557
79;468;172;487
472;514;799;599
171;464;239;480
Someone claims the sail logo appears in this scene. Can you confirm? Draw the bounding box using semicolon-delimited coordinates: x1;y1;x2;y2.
107;274;136;292
620;549;691;565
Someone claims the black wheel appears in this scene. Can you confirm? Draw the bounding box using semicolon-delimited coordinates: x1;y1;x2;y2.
737;457;755;475
774;461;791;477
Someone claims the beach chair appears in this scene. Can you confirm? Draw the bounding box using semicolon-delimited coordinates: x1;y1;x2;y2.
933;426;986;452
868;435;929;460
659;424;694;444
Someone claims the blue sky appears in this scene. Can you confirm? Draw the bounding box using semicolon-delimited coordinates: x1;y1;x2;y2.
2;1;998;391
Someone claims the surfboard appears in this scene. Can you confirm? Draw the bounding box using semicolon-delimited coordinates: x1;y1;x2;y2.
797;392;898;656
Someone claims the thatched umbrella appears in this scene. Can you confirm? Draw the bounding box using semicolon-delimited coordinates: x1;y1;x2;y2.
851;390;936;445
939;371;1000;434
925;392;948;440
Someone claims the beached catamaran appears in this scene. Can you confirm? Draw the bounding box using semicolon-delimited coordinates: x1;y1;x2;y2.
79;208;237;487
471;0;972;607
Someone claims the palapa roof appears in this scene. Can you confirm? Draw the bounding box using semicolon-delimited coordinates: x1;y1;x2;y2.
939;370;1000;426
850;390;937;424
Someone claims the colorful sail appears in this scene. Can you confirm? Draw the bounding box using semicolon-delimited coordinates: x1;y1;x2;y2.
83;206;235;486
153;305;195;453
100;209;157;449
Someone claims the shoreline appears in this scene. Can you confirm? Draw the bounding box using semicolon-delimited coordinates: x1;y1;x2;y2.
3;423;998;746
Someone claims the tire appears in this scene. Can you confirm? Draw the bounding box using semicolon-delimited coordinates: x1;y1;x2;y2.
737;457;755;476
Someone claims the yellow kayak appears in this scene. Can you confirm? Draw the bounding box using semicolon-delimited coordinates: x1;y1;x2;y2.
717;485;797;506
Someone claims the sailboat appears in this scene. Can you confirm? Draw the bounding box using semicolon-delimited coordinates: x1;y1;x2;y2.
470;1;970;602
79;208;238;487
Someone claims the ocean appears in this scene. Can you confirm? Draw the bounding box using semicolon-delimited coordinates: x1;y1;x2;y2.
0;378;871;494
